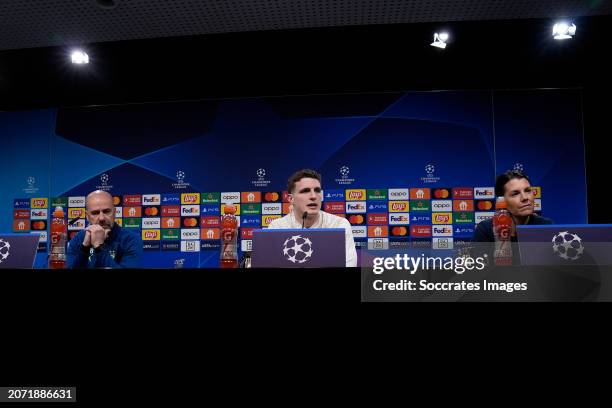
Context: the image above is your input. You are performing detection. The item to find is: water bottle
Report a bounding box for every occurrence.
[49,206,67,269]
[493,197,513,266]
[220,204,238,268]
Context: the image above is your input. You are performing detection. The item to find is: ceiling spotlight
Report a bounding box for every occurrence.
[71,50,89,64]
[431,32,449,49]
[553,22,576,40]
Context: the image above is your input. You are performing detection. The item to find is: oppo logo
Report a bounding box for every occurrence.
[69,197,85,206]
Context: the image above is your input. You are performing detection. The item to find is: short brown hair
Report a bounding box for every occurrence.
[287,169,322,193]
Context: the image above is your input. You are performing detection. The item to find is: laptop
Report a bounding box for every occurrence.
[516,224,612,265]
[0,233,41,269]
[251,228,346,268]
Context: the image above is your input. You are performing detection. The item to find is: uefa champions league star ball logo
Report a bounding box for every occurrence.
[513,163,524,172]
[282,235,314,264]
[23,176,39,194]
[100,173,109,184]
[421,163,440,184]
[335,165,355,185]
[257,168,266,178]
[176,170,185,183]
[96,173,113,191]
[340,166,350,177]
[252,168,271,187]
[27,176,35,187]
[552,231,584,261]
[0,239,11,264]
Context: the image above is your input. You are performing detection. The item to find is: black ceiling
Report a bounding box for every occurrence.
[2,0,612,51]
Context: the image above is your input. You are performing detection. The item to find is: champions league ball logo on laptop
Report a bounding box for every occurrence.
[172,170,190,189]
[283,235,314,264]
[420,164,440,184]
[552,231,584,261]
[335,165,355,185]
[252,168,271,188]
[513,163,524,172]
[22,176,39,194]
[96,173,114,191]
[0,239,11,264]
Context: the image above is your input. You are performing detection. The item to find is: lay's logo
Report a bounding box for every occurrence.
[389,201,409,212]
[262,215,281,227]
[432,212,452,224]
[142,230,161,241]
[31,198,48,209]
[345,189,366,201]
[181,193,200,204]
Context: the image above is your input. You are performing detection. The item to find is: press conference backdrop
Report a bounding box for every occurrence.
[0,89,587,268]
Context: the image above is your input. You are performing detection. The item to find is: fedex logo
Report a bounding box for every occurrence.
[432,200,452,212]
[367,214,388,225]
[68,196,86,207]
[345,201,366,213]
[221,192,240,204]
[367,203,388,212]
[452,188,473,199]
[388,189,409,200]
[474,187,495,199]
[389,213,410,225]
[351,226,367,238]
[161,206,181,216]
[142,194,161,205]
[410,225,432,237]
[432,212,452,225]
[475,212,495,224]
[123,195,142,206]
[389,201,409,212]
[142,230,161,241]
[345,189,366,201]
[14,199,30,209]
[432,226,453,237]
[31,198,48,209]
[161,194,181,204]
[181,205,200,216]
[181,193,200,205]
[324,190,345,200]
[30,209,48,220]
[324,202,344,214]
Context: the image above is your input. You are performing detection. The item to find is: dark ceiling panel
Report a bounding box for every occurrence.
[1,0,611,51]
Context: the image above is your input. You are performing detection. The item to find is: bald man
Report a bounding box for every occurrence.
[67,190,142,268]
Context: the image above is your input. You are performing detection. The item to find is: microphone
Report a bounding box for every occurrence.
[302,211,308,229]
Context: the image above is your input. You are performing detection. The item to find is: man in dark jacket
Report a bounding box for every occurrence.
[67,190,142,268]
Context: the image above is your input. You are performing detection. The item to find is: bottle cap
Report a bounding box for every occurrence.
[53,205,65,217]
[495,197,507,209]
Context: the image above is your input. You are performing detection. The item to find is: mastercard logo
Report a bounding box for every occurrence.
[144,207,159,216]
[434,189,450,199]
[391,227,408,236]
[32,221,46,230]
[348,215,365,224]
[477,201,493,210]
[265,192,280,202]
[183,217,198,227]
